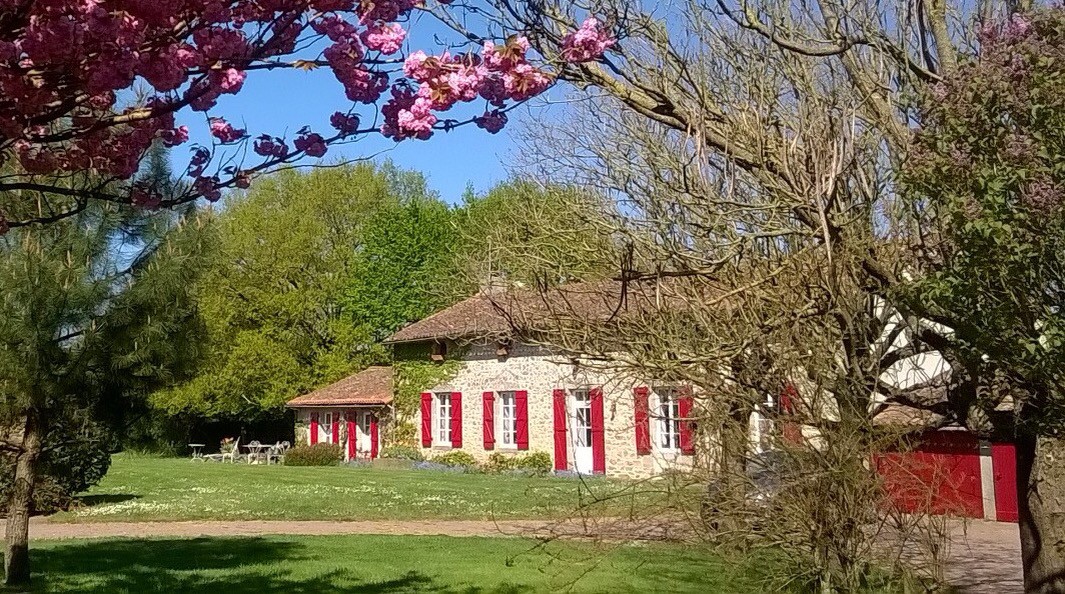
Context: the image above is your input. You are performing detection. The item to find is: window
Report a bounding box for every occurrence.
[435,393,452,444]
[572,389,592,448]
[323,412,333,441]
[498,391,517,447]
[656,388,681,450]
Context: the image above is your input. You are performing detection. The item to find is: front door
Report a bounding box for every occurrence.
[357,411,372,455]
[571,390,594,474]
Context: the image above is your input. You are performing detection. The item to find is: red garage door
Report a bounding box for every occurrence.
[875,430,984,519]
[992,442,1019,522]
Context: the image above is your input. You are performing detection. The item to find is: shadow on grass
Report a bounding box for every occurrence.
[27,537,533,594]
[72,494,140,507]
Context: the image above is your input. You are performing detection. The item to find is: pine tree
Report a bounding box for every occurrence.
[0,200,208,584]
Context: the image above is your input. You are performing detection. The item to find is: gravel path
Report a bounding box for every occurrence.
[946,520,1023,593]
[30,517,1023,592]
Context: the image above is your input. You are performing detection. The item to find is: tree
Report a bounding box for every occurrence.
[0,202,206,585]
[452,180,616,288]
[344,186,460,342]
[0,1,608,230]
[429,0,1063,588]
[153,162,464,423]
[903,11,1065,588]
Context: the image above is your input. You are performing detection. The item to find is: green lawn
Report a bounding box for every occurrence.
[27,534,760,593]
[48,455,647,523]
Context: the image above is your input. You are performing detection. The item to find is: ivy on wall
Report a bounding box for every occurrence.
[391,342,465,445]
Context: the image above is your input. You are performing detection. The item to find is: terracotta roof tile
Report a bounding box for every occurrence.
[286,366,393,407]
[383,280,678,344]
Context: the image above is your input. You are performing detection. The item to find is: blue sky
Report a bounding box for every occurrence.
[175,19,561,205]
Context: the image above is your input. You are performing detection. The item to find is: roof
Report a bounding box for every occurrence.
[286,366,393,407]
[382,280,678,344]
[383,292,514,344]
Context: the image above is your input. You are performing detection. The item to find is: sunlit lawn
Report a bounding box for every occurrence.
[25,534,760,593]
[47,454,649,523]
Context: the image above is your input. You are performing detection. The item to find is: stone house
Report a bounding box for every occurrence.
[287,365,392,460]
[380,290,700,478]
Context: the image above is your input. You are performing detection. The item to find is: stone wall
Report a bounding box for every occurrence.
[413,341,697,479]
[291,407,384,458]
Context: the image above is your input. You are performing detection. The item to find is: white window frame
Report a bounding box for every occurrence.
[571,388,592,448]
[655,388,681,452]
[323,412,333,442]
[435,392,452,446]
[497,391,517,448]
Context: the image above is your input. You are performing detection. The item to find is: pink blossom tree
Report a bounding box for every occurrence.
[0,2,615,587]
[0,1,612,233]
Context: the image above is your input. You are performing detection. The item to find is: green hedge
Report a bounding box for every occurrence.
[283,443,342,466]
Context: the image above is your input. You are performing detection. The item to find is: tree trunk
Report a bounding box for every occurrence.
[1016,432,1065,593]
[5,411,41,587]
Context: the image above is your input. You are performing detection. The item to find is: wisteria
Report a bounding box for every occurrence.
[0,1,617,227]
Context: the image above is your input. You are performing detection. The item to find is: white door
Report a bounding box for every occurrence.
[571,390,593,474]
[357,411,372,455]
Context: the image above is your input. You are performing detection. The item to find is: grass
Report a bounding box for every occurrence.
[25,534,762,593]
[48,454,646,523]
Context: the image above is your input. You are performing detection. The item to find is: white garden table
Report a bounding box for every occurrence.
[188,443,205,461]
[244,443,271,464]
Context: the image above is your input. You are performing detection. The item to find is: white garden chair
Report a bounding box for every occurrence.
[222,437,241,463]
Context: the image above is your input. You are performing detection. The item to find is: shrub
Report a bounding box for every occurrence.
[483,452,516,474]
[482,451,552,476]
[431,450,478,469]
[513,451,552,476]
[283,443,342,466]
[1,414,113,514]
[380,444,424,461]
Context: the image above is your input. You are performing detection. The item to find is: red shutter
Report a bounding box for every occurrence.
[590,387,606,474]
[420,392,432,447]
[309,412,319,445]
[780,383,798,415]
[331,415,340,444]
[634,386,651,455]
[515,390,529,450]
[679,388,695,455]
[552,389,567,471]
[450,391,463,448]
[483,391,495,450]
[370,414,379,459]
[346,413,356,460]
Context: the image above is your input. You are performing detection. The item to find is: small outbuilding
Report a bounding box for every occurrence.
[286,365,393,460]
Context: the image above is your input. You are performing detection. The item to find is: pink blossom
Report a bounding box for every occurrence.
[188,147,211,178]
[312,15,359,42]
[502,63,552,101]
[381,85,436,141]
[210,118,246,143]
[253,135,289,158]
[561,18,615,63]
[211,68,247,94]
[361,23,406,54]
[131,186,162,209]
[161,125,190,147]
[482,37,531,71]
[194,175,222,202]
[474,109,507,133]
[294,131,328,157]
[234,171,251,189]
[330,111,360,135]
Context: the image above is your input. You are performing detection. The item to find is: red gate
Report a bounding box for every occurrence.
[875,430,984,519]
[991,442,1019,522]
